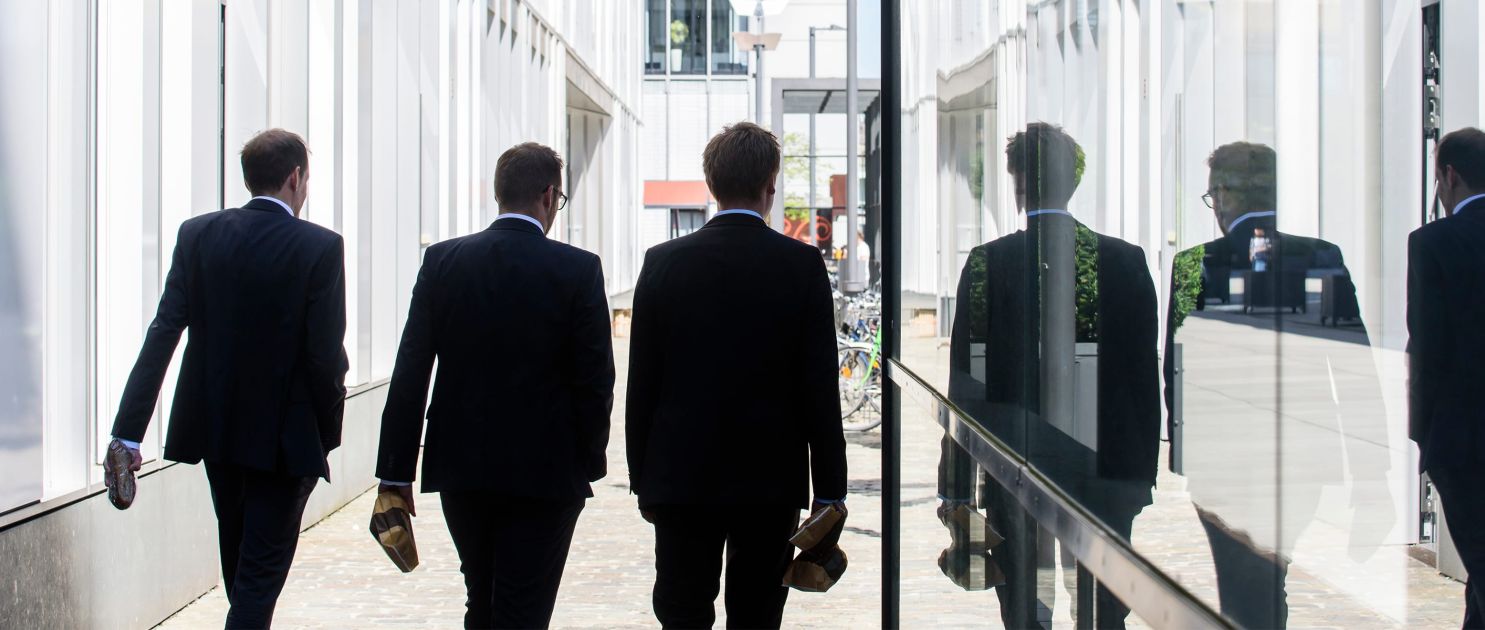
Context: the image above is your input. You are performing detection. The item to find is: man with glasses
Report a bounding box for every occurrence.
[376,142,614,629]
[1408,127,1485,629]
[1164,142,1390,629]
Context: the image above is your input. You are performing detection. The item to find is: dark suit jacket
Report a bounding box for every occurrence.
[943,215,1161,513]
[375,217,614,499]
[626,212,847,509]
[1408,197,1485,473]
[1162,216,1357,472]
[110,197,349,480]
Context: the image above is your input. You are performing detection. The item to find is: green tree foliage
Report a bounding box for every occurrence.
[1170,245,1205,332]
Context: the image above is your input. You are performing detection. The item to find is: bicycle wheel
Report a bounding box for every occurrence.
[838,347,868,419]
[839,347,882,431]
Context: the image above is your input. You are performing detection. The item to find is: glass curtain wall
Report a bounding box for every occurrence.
[645,0,747,76]
[889,0,1462,627]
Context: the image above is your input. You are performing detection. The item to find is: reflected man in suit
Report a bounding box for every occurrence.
[376,143,615,629]
[939,122,1161,629]
[107,129,348,629]
[1164,142,1391,629]
[626,122,848,629]
[1408,127,1485,629]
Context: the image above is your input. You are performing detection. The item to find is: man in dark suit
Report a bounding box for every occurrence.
[376,142,614,629]
[1163,142,1390,629]
[938,123,1160,629]
[626,122,848,629]
[107,128,348,629]
[1409,127,1485,629]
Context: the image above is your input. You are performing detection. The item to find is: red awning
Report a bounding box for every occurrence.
[644,180,710,208]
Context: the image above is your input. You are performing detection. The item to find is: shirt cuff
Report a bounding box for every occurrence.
[379,480,412,487]
[813,497,845,504]
[114,438,141,451]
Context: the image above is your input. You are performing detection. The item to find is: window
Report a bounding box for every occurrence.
[670,208,706,238]
[710,0,748,75]
[645,0,666,74]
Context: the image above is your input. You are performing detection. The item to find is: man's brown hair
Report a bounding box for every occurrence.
[702,122,781,205]
[495,142,564,210]
[240,129,308,196]
[1208,142,1277,213]
[1437,127,1485,190]
[1005,122,1080,208]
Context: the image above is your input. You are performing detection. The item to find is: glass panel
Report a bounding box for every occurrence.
[645,0,666,74]
[709,0,747,75]
[668,0,707,75]
[896,371,1150,628]
[891,0,1462,626]
[0,0,49,512]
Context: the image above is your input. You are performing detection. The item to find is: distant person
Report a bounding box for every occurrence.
[938,122,1160,629]
[626,122,847,629]
[376,143,614,629]
[1408,127,1485,629]
[106,129,348,629]
[1164,141,1390,629]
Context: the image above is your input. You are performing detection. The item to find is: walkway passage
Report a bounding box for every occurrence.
[158,338,886,628]
[158,334,1465,628]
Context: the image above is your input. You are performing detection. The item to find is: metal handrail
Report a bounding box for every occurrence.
[885,359,1233,630]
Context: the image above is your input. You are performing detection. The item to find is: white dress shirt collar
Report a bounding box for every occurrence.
[250,195,295,216]
[1228,210,1277,233]
[1453,193,1485,217]
[714,208,765,221]
[496,212,546,234]
[1026,209,1072,219]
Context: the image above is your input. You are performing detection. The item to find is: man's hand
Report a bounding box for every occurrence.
[103,439,142,510]
[379,483,416,517]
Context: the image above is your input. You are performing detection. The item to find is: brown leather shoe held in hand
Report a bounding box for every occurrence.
[370,488,420,572]
[784,502,848,592]
[103,439,140,510]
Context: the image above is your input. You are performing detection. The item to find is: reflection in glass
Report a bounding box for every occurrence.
[939,123,1160,629]
[709,0,747,75]
[1164,142,1393,629]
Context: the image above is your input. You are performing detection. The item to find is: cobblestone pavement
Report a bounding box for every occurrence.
[160,335,1465,629]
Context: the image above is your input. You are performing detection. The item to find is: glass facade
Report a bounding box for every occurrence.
[0,0,645,518]
[885,0,1473,627]
[645,0,748,76]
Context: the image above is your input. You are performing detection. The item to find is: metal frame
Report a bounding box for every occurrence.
[885,361,1232,630]
[880,1,901,624]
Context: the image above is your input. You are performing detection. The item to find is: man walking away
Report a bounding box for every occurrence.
[376,142,615,629]
[626,121,848,629]
[107,128,348,629]
[1408,127,1485,629]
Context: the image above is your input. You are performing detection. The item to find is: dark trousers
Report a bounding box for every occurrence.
[1197,507,1290,630]
[440,492,584,629]
[649,505,799,629]
[981,478,1141,630]
[1429,465,1485,629]
[204,461,317,630]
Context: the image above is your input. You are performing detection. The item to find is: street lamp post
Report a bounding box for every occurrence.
[754,2,765,123]
[844,0,861,292]
[731,4,781,124]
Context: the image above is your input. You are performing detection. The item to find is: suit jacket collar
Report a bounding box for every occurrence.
[487,215,546,236]
[242,197,295,216]
[703,212,768,229]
